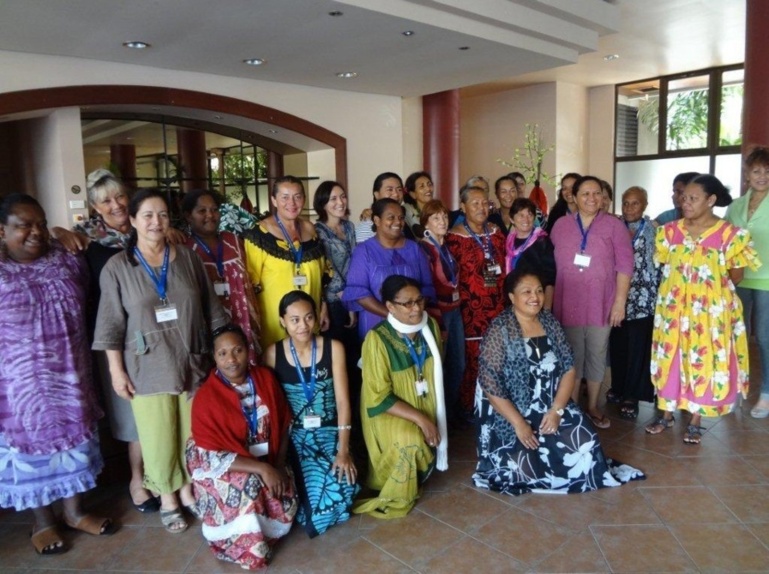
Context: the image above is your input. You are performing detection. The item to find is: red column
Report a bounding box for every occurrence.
[176,128,208,193]
[267,150,284,189]
[743,0,769,151]
[423,90,460,209]
[109,144,136,188]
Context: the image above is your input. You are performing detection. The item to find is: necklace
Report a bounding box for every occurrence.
[748,192,766,220]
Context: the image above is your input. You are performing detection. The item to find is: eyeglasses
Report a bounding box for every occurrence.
[392,297,425,309]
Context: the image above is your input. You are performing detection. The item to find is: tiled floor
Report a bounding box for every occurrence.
[2,377,769,573]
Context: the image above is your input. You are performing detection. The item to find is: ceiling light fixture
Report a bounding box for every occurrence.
[213,115,222,120]
[336,72,358,79]
[243,58,266,66]
[268,129,279,134]
[402,31,415,37]
[123,41,150,49]
[604,54,620,61]
[328,11,343,17]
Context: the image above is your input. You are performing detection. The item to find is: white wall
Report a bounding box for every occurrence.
[554,82,588,181]
[0,50,405,218]
[460,83,558,201]
[401,96,424,181]
[587,85,615,183]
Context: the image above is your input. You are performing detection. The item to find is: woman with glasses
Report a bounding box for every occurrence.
[353,275,447,519]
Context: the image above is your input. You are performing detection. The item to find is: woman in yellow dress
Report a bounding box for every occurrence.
[353,275,447,519]
[243,176,329,349]
[645,174,760,444]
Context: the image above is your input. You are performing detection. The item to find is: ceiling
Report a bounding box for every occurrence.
[0,0,744,100]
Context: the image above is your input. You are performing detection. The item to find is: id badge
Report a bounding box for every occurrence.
[574,252,591,270]
[248,442,269,458]
[154,303,178,323]
[293,274,308,287]
[303,414,321,429]
[415,379,428,396]
[486,262,502,276]
[451,290,460,302]
[214,281,230,297]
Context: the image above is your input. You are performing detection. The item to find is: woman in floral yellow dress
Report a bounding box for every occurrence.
[645,175,760,444]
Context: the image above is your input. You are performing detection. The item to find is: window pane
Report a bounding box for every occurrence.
[666,75,709,151]
[720,69,743,147]
[616,80,660,157]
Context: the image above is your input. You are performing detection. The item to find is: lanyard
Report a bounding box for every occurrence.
[576,213,593,252]
[289,337,317,406]
[134,245,170,303]
[275,214,304,268]
[191,234,224,278]
[402,333,427,380]
[463,222,493,260]
[509,230,539,270]
[218,370,258,439]
[625,218,646,246]
[427,235,457,285]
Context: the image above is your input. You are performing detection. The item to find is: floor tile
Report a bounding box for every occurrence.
[103,523,202,571]
[710,485,769,523]
[419,535,526,573]
[299,538,415,573]
[687,455,767,486]
[592,524,698,572]
[529,528,611,573]
[709,430,769,456]
[742,455,769,482]
[639,485,739,524]
[417,484,511,532]
[669,522,769,572]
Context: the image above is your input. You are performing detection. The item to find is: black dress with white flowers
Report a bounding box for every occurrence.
[472,311,644,495]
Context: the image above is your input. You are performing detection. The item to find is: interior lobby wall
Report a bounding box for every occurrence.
[587,85,616,190]
[554,81,589,185]
[401,96,424,183]
[0,50,404,218]
[459,83,558,201]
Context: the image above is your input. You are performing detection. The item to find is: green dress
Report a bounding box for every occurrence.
[353,318,441,519]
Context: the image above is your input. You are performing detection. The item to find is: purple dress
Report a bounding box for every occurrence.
[342,237,436,339]
[0,244,103,510]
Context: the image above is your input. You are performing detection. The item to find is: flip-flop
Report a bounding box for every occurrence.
[160,508,188,534]
[64,514,117,536]
[30,525,67,555]
[587,412,611,429]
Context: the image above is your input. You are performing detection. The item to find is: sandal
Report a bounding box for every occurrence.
[587,411,611,429]
[684,424,703,444]
[160,508,188,534]
[30,525,67,555]
[606,390,622,404]
[64,514,117,536]
[645,415,675,434]
[619,401,639,420]
[130,484,160,513]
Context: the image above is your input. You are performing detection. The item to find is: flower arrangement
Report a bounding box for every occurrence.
[497,123,557,187]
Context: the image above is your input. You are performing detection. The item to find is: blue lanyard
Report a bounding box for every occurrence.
[192,234,224,278]
[402,333,427,379]
[275,214,304,267]
[576,213,593,252]
[134,245,170,303]
[289,337,317,406]
[218,370,258,439]
[427,235,457,285]
[463,222,493,260]
[510,230,538,270]
[625,218,646,246]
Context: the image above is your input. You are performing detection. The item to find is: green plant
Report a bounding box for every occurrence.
[497,123,557,187]
[211,148,267,202]
[666,89,708,150]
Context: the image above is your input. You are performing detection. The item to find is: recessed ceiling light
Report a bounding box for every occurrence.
[459,46,470,51]
[336,72,358,79]
[604,54,620,61]
[402,31,415,37]
[123,41,150,49]
[268,129,278,134]
[243,58,266,66]
[328,11,343,16]
[214,115,222,120]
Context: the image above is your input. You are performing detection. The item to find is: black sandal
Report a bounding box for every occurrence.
[619,401,639,420]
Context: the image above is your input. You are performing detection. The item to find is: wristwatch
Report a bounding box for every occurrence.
[554,407,564,417]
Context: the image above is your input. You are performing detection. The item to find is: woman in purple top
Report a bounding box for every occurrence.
[550,176,634,429]
[343,198,436,340]
[0,194,114,556]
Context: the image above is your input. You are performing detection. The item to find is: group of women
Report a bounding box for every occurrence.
[1,151,765,568]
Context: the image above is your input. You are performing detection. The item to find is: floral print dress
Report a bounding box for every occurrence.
[651,220,760,416]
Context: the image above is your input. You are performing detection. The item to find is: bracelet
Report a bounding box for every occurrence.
[337,425,352,430]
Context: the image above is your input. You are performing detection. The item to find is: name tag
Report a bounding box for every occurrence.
[415,379,429,397]
[574,253,591,269]
[154,303,178,323]
[452,290,460,302]
[486,262,502,276]
[248,442,269,458]
[214,282,230,297]
[303,414,321,429]
[293,274,308,287]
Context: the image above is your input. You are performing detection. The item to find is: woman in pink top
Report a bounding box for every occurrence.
[550,176,634,429]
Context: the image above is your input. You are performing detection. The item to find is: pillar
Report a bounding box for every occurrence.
[176,128,208,193]
[109,144,136,188]
[423,89,460,209]
[743,0,769,152]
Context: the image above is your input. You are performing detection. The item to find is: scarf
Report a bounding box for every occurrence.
[505,226,547,274]
[386,312,448,471]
